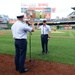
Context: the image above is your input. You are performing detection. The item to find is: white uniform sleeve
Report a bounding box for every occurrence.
[49,26,51,32]
[38,26,41,30]
[23,24,32,32]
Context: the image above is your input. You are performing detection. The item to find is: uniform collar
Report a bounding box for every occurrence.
[17,20,24,23]
[43,25,47,27]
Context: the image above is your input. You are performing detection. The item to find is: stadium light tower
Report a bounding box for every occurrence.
[67,7,75,20]
[71,7,75,10]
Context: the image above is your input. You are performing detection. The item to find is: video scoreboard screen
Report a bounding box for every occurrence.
[21,7,51,19]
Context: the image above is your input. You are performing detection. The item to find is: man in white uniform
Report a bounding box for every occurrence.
[11,13,34,73]
[38,20,51,55]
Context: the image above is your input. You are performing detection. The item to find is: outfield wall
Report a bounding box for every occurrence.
[0,24,8,29]
[56,25,75,30]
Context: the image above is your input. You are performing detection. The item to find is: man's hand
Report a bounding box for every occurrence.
[30,18,34,24]
[48,36,50,40]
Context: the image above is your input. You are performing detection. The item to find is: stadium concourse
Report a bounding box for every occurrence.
[0,54,75,75]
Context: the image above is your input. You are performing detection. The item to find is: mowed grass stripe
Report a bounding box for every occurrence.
[0,30,75,65]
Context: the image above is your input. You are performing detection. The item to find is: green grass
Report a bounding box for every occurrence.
[0,30,75,65]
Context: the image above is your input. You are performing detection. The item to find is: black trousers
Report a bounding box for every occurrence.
[14,39,27,72]
[41,34,48,53]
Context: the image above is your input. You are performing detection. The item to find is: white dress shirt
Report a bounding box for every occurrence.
[39,25,51,34]
[11,20,32,39]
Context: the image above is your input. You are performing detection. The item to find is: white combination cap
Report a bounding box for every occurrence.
[17,13,24,18]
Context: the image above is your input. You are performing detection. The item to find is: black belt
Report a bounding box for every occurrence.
[41,34,48,36]
[15,39,26,40]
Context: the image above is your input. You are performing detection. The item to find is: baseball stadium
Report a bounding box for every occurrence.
[0,3,75,75]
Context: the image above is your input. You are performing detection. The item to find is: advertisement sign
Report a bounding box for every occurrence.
[21,3,48,8]
[45,13,51,19]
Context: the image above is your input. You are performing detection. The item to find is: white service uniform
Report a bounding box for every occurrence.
[39,25,51,34]
[38,24,51,54]
[11,20,32,39]
[11,20,33,72]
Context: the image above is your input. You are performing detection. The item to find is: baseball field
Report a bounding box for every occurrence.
[0,29,75,75]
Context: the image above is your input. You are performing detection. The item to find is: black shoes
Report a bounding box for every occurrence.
[46,52,48,54]
[16,69,19,71]
[19,68,29,74]
[42,52,44,55]
[42,52,48,55]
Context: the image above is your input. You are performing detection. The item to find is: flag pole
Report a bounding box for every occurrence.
[29,17,33,62]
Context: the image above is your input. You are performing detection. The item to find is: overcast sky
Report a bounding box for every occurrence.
[0,0,75,19]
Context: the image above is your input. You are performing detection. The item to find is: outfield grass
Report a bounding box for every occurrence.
[0,30,75,65]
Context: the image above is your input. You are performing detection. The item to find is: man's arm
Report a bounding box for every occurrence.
[26,14,35,32]
[37,22,41,30]
[30,18,35,32]
[48,31,51,38]
[31,22,35,32]
[48,26,51,39]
